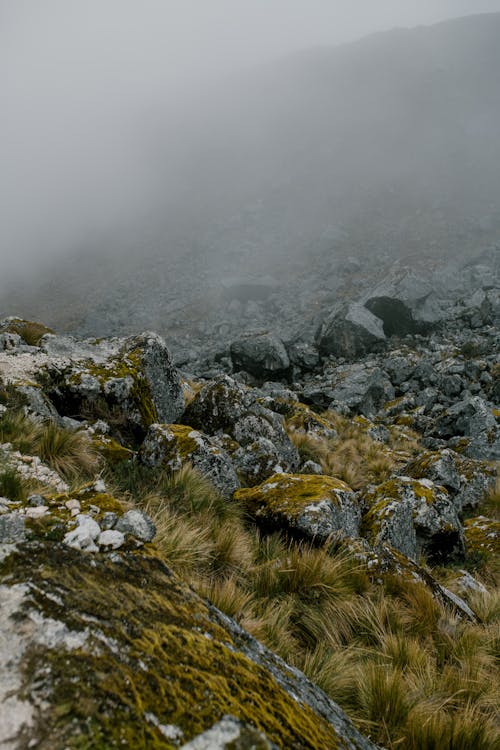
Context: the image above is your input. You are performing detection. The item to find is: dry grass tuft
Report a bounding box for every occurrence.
[37,423,98,479]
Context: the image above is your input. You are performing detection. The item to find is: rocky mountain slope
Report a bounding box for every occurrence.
[0,248,498,748]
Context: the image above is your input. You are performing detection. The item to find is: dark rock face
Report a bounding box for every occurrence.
[364,296,421,336]
[0,542,380,750]
[230,332,290,380]
[316,304,386,359]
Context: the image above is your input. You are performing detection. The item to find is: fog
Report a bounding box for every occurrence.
[1,1,500,307]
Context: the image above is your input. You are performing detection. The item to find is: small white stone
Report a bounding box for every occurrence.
[25,506,48,519]
[93,479,106,493]
[98,530,125,550]
[65,498,80,511]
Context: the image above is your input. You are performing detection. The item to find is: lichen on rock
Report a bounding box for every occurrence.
[234,473,360,543]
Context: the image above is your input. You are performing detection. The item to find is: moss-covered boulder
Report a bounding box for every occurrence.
[404,449,497,514]
[234,473,360,543]
[0,542,380,750]
[139,423,240,499]
[40,332,183,444]
[184,377,299,473]
[362,477,465,563]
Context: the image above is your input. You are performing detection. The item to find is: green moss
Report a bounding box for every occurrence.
[285,403,336,436]
[464,516,500,556]
[234,473,351,522]
[2,543,340,749]
[93,436,135,465]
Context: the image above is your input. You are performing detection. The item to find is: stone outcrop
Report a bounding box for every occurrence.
[235,473,360,543]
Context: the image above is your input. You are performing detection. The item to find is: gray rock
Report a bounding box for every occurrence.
[139,423,240,499]
[0,514,26,544]
[184,376,299,473]
[230,331,290,380]
[41,331,183,443]
[327,365,395,417]
[316,303,386,359]
[98,529,125,550]
[0,333,22,351]
[432,395,500,460]
[100,512,119,530]
[235,474,360,544]
[231,437,283,486]
[116,509,156,542]
[404,449,496,515]
[287,341,320,371]
[63,515,101,552]
[363,477,465,563]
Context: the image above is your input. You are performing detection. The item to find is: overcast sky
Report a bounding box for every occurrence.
[2,0,500,282]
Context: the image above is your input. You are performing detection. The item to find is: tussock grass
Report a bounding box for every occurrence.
[71,411,500,749]
[0,468,30,502]
[37,423,98,479]
[0,410,42,454]
[0,409,98,480]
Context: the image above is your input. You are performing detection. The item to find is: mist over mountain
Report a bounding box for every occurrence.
[2,12,500,341]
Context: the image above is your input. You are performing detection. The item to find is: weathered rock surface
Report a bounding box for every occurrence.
[316,304,386,359]
[230,332,290,380]
[184,376,300,473]
[0,327,184,445]
[0,542,380,750]
[235,473,360,543]
[362,477,465,563]
[139,423,240,499]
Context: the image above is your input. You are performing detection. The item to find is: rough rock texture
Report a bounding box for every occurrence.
[431,395,500,460]
[316,304,386,359]
[230,332,290,380]
[0,542,380,750]
[184,377,299,473]
[235,473,360,543]
[362,477,465,563]
[139,423,240,498]
[2,331,185,444]
[404,449,497,514]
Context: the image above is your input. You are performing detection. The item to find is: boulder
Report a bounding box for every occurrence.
[0,542,380,750]
[230,332,290,380]
[362,477,465,563]
[184,377,299,473]
[361,270,443,332]
[431,395,500,460]
[316,304,386,360]
[323,365,395,417]
[234,473,360,543]
[404,449,497,514]
[139,423,240,499]
[41,332,184,444]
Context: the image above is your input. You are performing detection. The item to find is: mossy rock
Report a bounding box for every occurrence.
[285,402,337,439]
[139,423,240,499]
[234,473,360,543]
[0,542,379,749]
[362,477,465,563]
[41,333,183,446]
[93,436,135,465]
